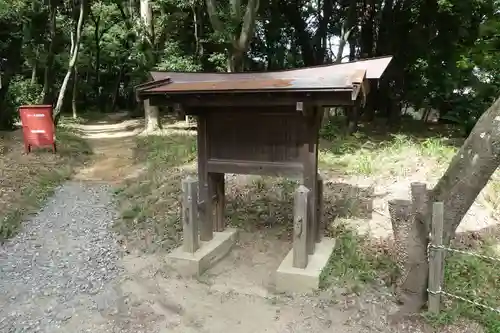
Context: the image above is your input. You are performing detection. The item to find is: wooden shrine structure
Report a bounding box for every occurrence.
[136,56,392,272]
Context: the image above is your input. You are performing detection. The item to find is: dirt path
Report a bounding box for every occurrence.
[72,118,144,183]
[0,118,481,333]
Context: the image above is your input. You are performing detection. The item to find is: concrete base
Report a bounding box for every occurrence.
[275,237,336,294]
[167,228,238,277]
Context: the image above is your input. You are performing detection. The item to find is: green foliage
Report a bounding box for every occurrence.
[7,75,42,107]
[155,43,201,72]
[1,76,42,128]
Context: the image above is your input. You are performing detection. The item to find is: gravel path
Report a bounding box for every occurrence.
[0,182,124,333]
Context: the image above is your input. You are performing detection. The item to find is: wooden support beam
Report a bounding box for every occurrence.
[207,159,303,178]
[315,173,324,242]
[146,92,354,109]
[197,114,213,241]
[211,173,225,232]
[300,106,320,255]
[293,185,309,269]
[182,177,199,253]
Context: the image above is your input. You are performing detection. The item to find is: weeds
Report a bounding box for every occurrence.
[320,221,396,292]
[319,131,457,177]
[426,242,500,333]
[114,132,197,252]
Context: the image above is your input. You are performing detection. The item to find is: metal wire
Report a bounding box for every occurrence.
[427,244,500,314]
[427,288,500,314]
[429,244,500,263]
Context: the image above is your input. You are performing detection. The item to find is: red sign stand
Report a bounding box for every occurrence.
[18,105,56,154]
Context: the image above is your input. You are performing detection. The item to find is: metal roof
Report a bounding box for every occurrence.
[139,56,392,95]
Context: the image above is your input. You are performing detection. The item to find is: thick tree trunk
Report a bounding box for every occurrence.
[140,0,155,65]
[389,183,430,315]
[144,99,161,132]
[392,96,500,316]
[433,96,500,242]
[227,49,244,72]
[53,0,86,123]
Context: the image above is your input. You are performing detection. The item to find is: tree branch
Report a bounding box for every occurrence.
[205,0,224,34]
[230,0,242,22]
[237,0,259,50]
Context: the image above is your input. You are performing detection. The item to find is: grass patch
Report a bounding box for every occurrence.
[0,126,91,240]
[320,221,397,292]
[319,131,457,177]
[426,242,500,333]
[114,132,197,252]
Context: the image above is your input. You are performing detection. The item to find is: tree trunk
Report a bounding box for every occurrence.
[42,4,57,104]
[144,99,161,132]
[335,20,354,64]
[227,49,244,72]
[394,96,500,315]
[0,37,23,130]
[280,0,315,66]
[94,17,101,109]
[111,65,125,112]
[206,0,260,72]
[53,0,86,123]
[346,105,360,135]
[31,60,37,85]
[140,0,155,65]
[139,0,161,131]
[389,183,430,315]
[433,96,500,243]
[72,66,78,119]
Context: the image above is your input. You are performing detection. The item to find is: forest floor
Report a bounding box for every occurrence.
[0,114,498,332]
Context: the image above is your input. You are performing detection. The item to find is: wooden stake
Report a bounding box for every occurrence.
[428,201,444,314]
[182,177,199,253]
[293,185,309,269]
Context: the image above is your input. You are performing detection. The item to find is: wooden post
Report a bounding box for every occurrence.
[315,173,324,242]
[428,201,444,314]
[300,106,319,255]
[293,185,309,269]
[388,198,412,303]
[411,182,430,229]
[210,173,225,231]
[197,115,213,241]
[182,177,199,253]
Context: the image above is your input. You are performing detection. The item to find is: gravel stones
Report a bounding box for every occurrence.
[0,182,124,333]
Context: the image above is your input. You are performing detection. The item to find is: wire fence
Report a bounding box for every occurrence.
[427,201,500,315]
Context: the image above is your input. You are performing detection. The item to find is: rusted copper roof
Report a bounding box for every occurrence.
[139,56,392,95]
